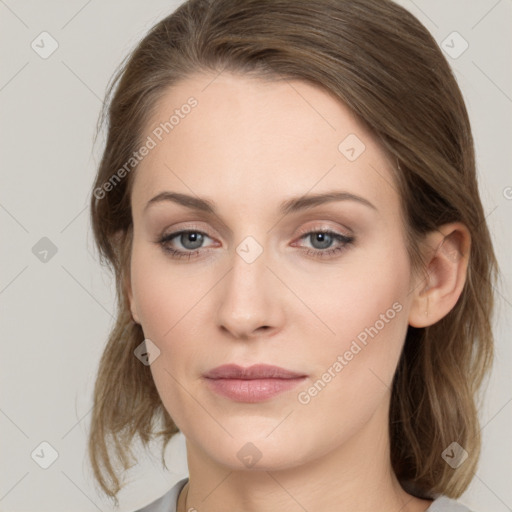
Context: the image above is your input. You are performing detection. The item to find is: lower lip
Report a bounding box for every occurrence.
[204,377,306,403]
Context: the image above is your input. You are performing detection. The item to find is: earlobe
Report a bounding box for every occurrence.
[408,223,471,328]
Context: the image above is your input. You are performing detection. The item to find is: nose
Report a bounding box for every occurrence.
[216,241,284,340]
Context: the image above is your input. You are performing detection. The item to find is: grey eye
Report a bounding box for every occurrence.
[308,232,334,250]
[178,232,205,250]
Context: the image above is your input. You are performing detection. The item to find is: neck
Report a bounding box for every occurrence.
[180,398,433,512]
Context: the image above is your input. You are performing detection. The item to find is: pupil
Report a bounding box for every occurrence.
[313,232,331,249]
[182,232,203,249]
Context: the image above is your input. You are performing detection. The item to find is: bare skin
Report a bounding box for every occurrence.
[126,71,470,512]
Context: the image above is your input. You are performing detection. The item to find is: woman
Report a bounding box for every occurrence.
[88,1,498,511]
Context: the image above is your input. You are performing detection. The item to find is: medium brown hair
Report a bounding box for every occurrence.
[88,0,498,505]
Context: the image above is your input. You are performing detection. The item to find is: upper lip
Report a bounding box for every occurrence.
[203,364,307,380]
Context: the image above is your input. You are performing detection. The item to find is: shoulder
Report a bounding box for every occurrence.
[134,477,189,512]
[427,495,476,512]
[133,481,476,512]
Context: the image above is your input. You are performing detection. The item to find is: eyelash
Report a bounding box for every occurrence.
[156,228,355,261]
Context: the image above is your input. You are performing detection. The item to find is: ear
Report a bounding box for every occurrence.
[408,222,471,328]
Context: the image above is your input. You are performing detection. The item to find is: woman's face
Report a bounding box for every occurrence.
[128,71,420,471]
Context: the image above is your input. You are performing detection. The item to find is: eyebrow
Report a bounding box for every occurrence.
[144,190,378,215]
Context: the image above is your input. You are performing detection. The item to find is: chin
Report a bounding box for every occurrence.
[194,431,312,472]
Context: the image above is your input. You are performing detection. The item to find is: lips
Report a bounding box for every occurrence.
[203,364,308,403]
[203,364,306,380]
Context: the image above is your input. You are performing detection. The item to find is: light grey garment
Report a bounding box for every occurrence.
[134,477,475,512]
[135,477,188,512]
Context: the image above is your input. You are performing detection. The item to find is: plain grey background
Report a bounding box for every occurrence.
[1,1,511,511]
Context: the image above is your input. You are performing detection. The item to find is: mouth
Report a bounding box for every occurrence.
[203,364,308,403]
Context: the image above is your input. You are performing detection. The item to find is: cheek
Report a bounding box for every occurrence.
[292,267,410,451]
[299,233,410,348]
[130,243,209,428]
[300,232,411,397]
[130,240,208,340]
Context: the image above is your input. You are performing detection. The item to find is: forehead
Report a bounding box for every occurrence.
[131,71,399,220]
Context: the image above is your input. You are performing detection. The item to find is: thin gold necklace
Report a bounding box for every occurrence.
[177,481,189,512]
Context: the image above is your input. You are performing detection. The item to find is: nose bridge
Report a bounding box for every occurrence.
[216,233,280,336]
